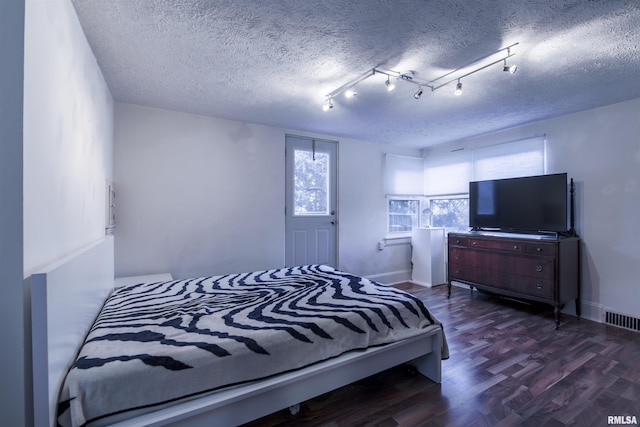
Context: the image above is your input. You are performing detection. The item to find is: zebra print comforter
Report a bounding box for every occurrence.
[57,264,447,427]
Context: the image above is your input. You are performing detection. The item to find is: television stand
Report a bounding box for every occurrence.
[447,232,580,329]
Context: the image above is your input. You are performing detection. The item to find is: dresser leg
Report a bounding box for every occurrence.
[554,305,560,329]
[447,281,451,298]
[575,298,581,318]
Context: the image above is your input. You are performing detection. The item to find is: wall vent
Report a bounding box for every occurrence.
[604,310,640,332]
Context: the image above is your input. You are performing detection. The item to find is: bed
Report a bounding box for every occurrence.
[31,236,447,427]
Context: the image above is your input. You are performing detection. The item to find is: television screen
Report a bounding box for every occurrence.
[469,173,568,233]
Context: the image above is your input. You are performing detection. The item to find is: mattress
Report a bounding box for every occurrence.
[57,264,447,426]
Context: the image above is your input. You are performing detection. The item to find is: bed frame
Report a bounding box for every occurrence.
[30,236,443,427]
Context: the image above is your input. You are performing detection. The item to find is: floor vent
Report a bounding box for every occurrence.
[604,311,640,332]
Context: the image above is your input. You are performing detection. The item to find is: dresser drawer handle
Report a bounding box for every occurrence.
[455,268,461,274]
[455,254,460,259]
[536,282,543,290]
[456,239,461,244]
[472,241,477,246]
[536,265,543,272]
[536,247,542,252]
[513,245,519,250]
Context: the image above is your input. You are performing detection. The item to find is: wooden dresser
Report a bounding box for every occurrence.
[447,232,580,328]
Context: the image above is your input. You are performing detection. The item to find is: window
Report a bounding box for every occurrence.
[423,136,546,233]
[384,137,545,235]
[384,154,425,235]
[388,199,421,234]
[428,196,469,233]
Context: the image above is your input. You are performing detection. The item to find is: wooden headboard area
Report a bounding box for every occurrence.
[30,236,114,427]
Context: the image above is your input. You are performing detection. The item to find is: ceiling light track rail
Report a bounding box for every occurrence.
[427,42,519,87]
[323,42,519,110]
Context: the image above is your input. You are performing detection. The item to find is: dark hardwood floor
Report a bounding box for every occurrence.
[242,283,640,426]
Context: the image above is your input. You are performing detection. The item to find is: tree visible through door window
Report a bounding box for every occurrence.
[294,150,329,215]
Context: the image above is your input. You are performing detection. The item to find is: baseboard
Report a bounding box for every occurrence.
[552,302,639,330]
[367,269,412,285]
[409,280,447,288]
[575,301,602,323]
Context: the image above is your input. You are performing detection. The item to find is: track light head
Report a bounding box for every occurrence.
[344,89,357,98]
[414,87,423,99]
[385,76,395,91]
[455,81,463,96]
[503,59,518,74]
[322,98,333,111]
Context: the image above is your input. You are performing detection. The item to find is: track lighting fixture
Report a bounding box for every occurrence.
[455,80,463,96]
[385,76,395,91]
[322,42,518,110]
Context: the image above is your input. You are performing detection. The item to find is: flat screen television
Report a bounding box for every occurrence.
[469,173,568,234]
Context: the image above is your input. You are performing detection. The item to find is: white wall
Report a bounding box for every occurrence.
[337,136,421,282]
[114,103,421,281]
[114,104,286,279]
[23,0,114,276]
[424,97,640,320]
[18,1,114,424]
[0,1,26,425]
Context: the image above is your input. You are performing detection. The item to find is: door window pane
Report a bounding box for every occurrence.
[294,150,329,215]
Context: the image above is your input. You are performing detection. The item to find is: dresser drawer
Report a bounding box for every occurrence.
[449,247,468,264]
[448,235,468,247]
[514,257,554,279]
[448,263,479,283]
[450,248,520,271]
[509,276,554,299]
[468,238,524,253]
[524,242,557,257]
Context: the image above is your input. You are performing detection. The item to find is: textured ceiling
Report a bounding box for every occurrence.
[71,0,640,148]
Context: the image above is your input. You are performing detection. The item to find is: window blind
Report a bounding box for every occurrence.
[423,149,472,196]
[384,154,424,196]
[424,136,546,196]
[472,136,545,181]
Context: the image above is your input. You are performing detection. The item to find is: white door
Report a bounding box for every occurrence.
[285,135,337,267]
